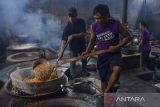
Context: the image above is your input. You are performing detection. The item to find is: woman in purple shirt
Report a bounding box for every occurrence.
[139,21,151,69]
[83,4,131,94]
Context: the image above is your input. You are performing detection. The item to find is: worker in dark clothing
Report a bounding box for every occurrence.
[82,4,131,94]
[58,8,88,79]
[139,21,151,69]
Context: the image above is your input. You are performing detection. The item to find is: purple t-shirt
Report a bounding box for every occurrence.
[91,19,120,57]
[139,28,151,53]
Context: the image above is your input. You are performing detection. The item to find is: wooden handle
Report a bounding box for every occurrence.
[52,49,110,67]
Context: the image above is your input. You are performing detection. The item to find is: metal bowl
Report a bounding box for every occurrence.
[10,67,66,94]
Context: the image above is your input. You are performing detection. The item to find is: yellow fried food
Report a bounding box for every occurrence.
[23,77,43,83]
[33,62,52,81]
[23,72,58,83]
[23,62,58,83]
[49,71,58,80]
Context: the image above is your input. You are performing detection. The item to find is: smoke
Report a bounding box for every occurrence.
[127,0,144,29]
[0,0,62,50]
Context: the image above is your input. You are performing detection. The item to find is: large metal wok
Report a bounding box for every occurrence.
[10,67,66,94]
[9,67,93,95]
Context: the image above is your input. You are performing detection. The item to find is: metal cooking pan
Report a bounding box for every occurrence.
[9,68,94,95]
[10,67,100,95]
[10,67,66,94]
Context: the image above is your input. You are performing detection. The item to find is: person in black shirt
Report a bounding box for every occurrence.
[58,7,87,79]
